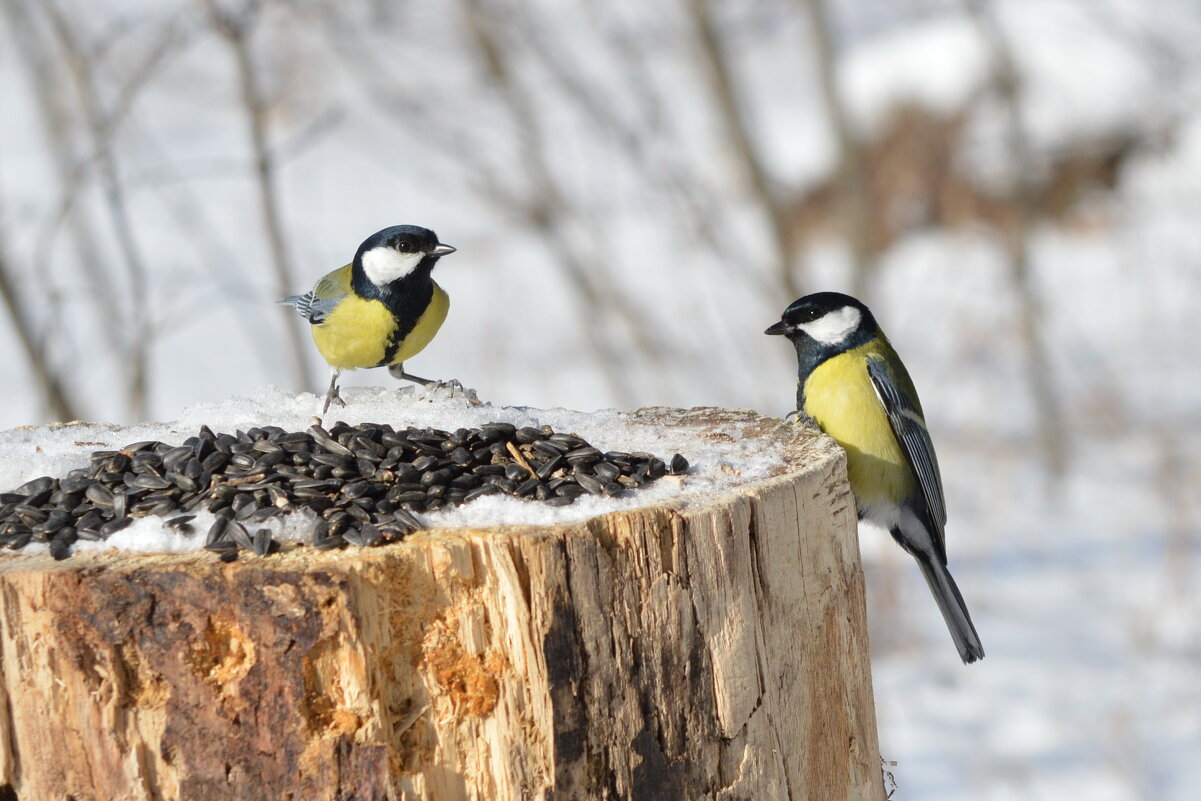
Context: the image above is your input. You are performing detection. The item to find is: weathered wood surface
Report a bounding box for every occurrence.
[0,408,883,801]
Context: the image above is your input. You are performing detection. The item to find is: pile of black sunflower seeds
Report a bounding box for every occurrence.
[0,422,689,562]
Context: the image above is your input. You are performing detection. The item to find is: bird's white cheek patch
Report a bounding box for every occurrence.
[362,248,424,285]
[799,306,862,346]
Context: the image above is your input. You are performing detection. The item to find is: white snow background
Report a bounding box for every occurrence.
[2,2,1201,799]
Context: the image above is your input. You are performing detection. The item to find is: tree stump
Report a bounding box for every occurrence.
[0,408,883,801]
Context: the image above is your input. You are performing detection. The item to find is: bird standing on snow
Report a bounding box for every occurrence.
[766,292,984,664]
[281,225,456,413]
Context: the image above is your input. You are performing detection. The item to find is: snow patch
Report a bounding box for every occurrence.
[1,386,788,554]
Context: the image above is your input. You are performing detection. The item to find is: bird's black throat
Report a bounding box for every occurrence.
[787,324,874,410]
[350,256,439,367]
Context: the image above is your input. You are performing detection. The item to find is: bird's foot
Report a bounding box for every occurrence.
[322,384,347,414]
[390,365,480,404]
[415,379,480,404]
[784,409,817,427]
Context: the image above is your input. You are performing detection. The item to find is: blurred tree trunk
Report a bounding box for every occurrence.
[685,0,801,299]
[204,0,315,396]
[800,0,876,301]
[42,0,161,420]
[456,0,671,407]
[969,0,1066,478]
[0,219,79,422]
[0,0,124,366]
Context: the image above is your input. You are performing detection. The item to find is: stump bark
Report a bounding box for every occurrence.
[0,408,883,801]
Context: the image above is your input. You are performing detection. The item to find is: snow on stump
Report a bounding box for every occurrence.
[0,405,882,801]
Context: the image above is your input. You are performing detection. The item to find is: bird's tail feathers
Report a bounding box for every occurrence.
[279,292,317,321]
[915,557,985,664]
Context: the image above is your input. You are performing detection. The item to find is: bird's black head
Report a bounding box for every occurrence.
[352,225,456,290]
[765,291,877,356]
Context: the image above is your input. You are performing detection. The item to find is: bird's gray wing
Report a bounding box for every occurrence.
[279,270,349,325]
[279,292,339,324]
[866,354,948,555]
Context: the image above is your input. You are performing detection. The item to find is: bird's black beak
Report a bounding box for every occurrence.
[431,244,456,257]
[764,320,790,336]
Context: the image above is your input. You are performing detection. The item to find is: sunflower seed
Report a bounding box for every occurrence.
[536,454,564,480]
[59,471,92,494]
[161,446,194,472]
[532,440,567,458]
[252,528,275,556]
[515,427,543,444]
[40,509,71,532]
[85,483,115,507]
[49,537,72,561]
[464,484,497,502]
[128,474,172,491]
[593,461,621,482]
[100,517,133,536]
[479,422,516,441]
[0,421,684,558]
[575,473,605,495]
[566,447,603,466]
[550,433,585,449]
[226,521,253,550]
[308,425,355,458]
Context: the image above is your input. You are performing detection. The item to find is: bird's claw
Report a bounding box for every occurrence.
[784,409,816,427]
[321,385,347,414]
[415,379,480,404]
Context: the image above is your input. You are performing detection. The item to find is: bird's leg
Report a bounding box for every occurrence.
[388,363,437,387]
[322,369,346,414]
[388,363,472,400]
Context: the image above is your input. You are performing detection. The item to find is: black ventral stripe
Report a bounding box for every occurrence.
[376,281,435,367]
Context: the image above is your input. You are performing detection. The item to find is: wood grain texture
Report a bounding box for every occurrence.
[0,408,883,801]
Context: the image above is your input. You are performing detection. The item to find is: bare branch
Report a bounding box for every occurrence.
[42,0,170,420]
[201,0,314,394]
[458,0,651,405]
[799,0,875,299]
[0,207,81,422]
[684,0,800,298]
[517,3,733,266]
[0,0,125,366]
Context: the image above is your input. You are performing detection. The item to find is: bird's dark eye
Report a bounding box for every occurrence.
[787,306,822,325]
[397,241,412,252]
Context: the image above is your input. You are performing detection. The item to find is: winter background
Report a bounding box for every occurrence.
[2,0,1200,798]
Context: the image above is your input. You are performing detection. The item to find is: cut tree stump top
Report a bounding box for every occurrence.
[0,407,883,801]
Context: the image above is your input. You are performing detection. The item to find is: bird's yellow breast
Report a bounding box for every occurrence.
[803,342,914,505]
[391,282,449,363]
[311,282,449,370]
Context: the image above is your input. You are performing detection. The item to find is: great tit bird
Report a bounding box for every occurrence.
[766,292,984,664]
[281,225,456,413]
